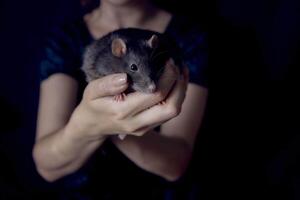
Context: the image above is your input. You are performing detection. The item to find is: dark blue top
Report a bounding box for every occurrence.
[39,15,208,200]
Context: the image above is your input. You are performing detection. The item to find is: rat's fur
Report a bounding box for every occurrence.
[81,28,182,93]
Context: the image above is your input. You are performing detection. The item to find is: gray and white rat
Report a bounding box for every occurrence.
[81,28,183,139]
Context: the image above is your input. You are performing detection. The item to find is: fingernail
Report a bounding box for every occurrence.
[113,73,127,85]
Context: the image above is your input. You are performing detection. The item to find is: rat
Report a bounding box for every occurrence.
[81,28,183,139]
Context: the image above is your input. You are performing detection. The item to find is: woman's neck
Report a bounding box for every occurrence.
[84,1,172,39]
[94,1,157,29]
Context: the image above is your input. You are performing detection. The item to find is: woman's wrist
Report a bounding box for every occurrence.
[65,104,108,144]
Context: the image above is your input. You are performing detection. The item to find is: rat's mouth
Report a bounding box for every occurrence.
[132,82,156,93]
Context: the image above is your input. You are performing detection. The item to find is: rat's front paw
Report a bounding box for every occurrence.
[158,100,166,105]
[113,93,127,101]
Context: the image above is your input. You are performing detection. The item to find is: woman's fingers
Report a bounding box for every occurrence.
[183,65,189,84]
[165,65,189,107]
[83,73,128,100]
[126,67,188,135]
[80,60,186,139]
[127,104,176,136]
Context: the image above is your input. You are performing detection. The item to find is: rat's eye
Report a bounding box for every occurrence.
[130,64,138,72]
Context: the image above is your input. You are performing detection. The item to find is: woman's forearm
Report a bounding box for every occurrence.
[33,121,105,182]
[111,130,192,181]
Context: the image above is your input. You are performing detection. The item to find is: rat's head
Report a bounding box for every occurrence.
[111,34,161,93]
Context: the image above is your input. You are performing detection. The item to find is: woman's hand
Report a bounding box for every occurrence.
[110,63,205,182]
[69,59,182,142]
[110,63,209,182]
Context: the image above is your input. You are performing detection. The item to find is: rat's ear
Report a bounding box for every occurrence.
[111,38,127,57]
[147,35,159,49]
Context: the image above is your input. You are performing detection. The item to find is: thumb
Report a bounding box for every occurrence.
[83,73,128,100]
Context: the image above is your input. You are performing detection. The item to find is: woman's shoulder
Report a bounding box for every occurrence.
[40,18,91,82]
[46,18,91,47]
[166,15,207,45]
[166,15,208,88]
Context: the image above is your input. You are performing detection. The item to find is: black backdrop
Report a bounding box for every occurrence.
[0,0,299,199]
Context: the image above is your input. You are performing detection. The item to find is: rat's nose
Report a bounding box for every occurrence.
[148,82,156,93]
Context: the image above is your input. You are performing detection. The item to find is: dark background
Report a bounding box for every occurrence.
[0,0,299,199]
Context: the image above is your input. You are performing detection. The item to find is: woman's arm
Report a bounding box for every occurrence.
[33,74,101,182]
[33,62,180,182]
[112,73,208,181]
